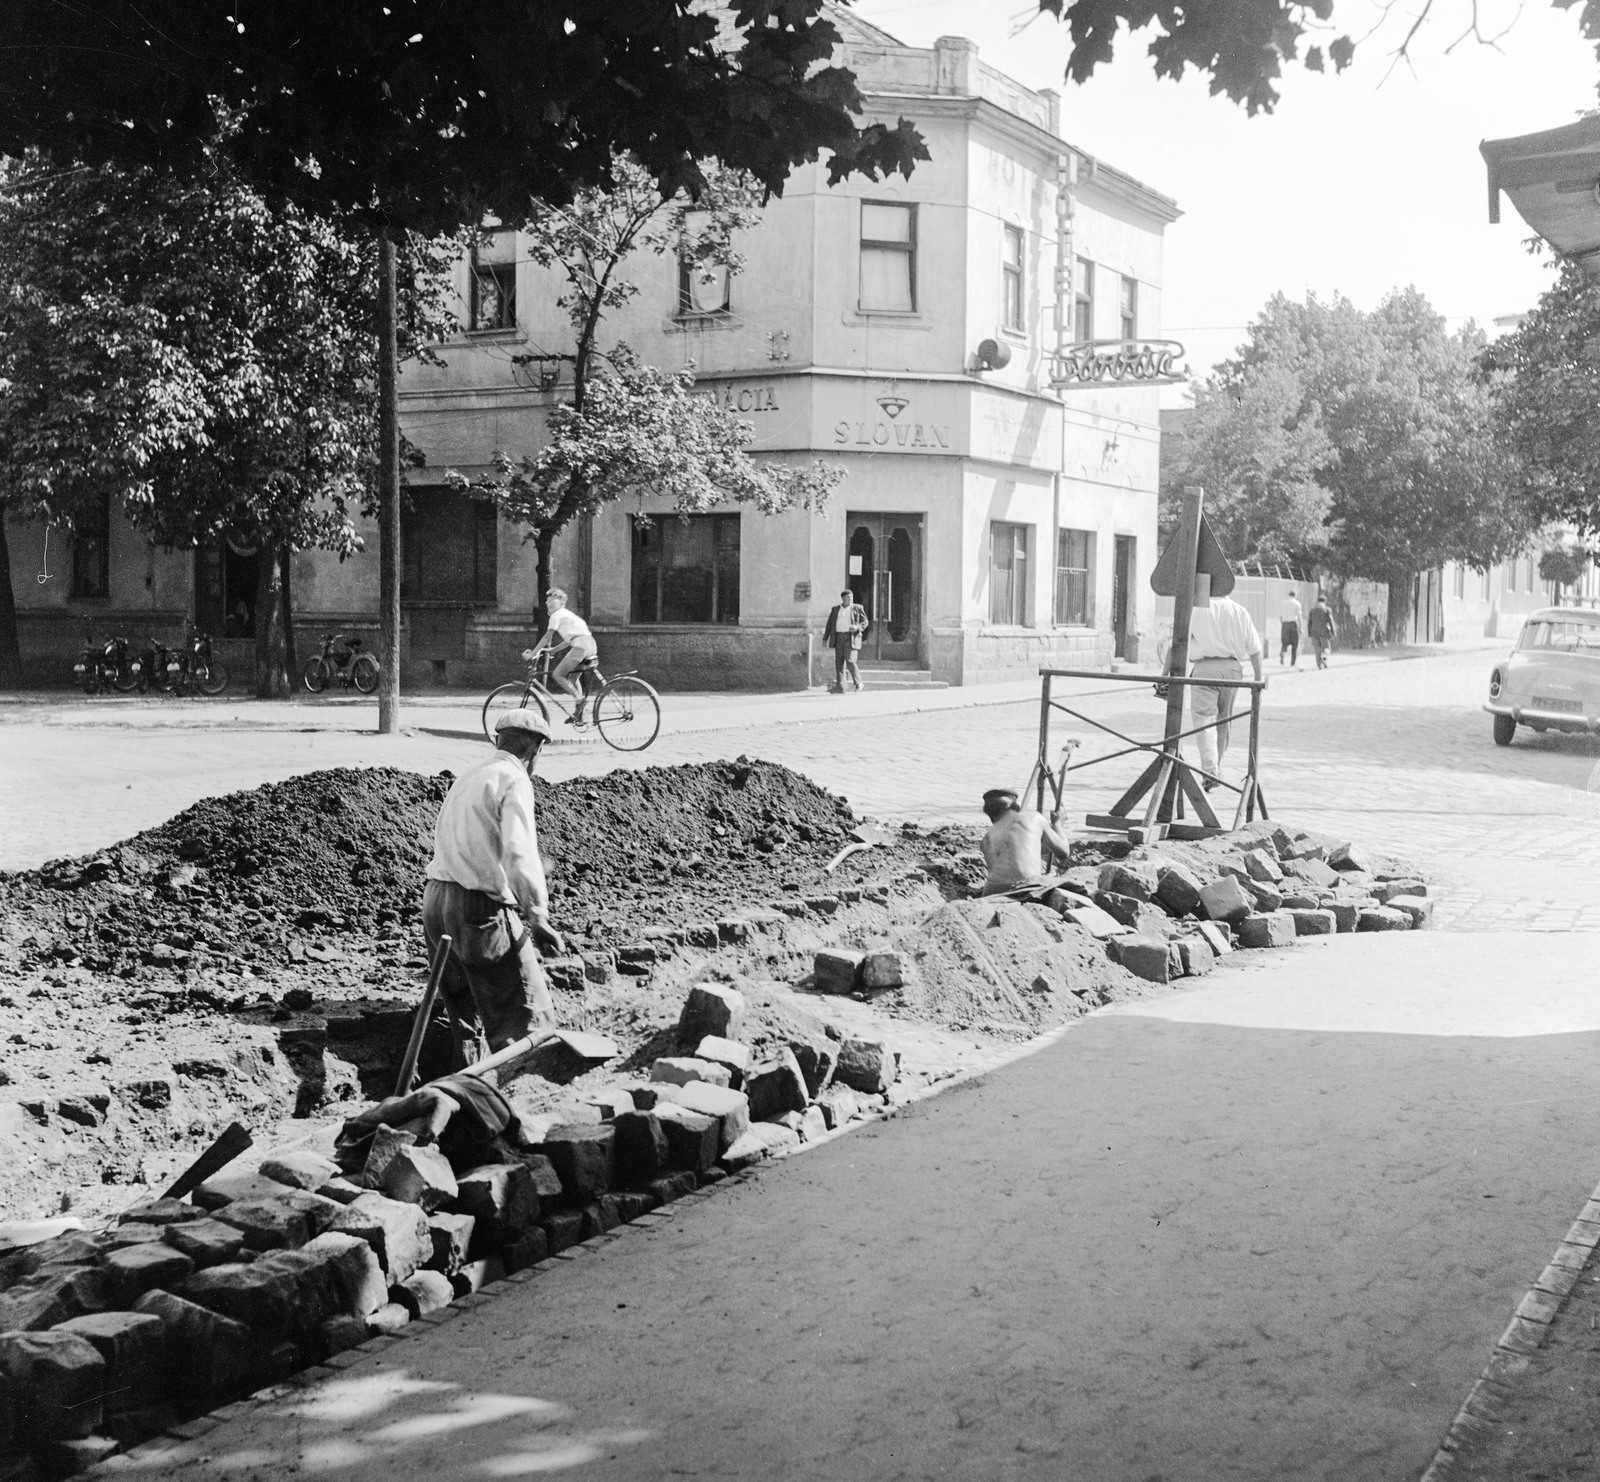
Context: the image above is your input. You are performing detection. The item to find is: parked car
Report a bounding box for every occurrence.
[1485,606,1600,745]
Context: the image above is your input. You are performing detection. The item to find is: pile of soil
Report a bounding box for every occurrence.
[0,759,872,979]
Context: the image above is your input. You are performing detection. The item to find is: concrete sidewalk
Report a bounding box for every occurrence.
[107,932,1600,1481]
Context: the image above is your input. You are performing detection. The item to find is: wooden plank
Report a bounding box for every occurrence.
[1105,754,1164,818]
[1175,761,1221,829]
[1165,823,1229,841]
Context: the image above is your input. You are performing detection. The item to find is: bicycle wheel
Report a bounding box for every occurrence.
[593,676,661,751]
[302,657,331,694]
[481,682,551,743]
[196,660,228,696]
[351,653,380,695]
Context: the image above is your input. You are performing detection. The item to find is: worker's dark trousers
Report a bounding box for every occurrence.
[422,880,553,1062]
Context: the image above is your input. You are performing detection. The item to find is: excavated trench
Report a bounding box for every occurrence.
[0,761,1164,1225]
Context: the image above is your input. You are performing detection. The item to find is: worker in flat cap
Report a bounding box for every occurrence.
[422,709,565,1065]
[978,786,1074,896]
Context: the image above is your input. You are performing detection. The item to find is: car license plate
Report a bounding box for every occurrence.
[1533,694,1585,714]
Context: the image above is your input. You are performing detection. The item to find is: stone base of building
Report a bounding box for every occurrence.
[930,627,1115,686]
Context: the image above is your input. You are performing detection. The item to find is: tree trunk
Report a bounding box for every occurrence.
[1385,573,1414,645]
[0,516,24,689]
[377,230,402,733]
[280,544,297,678]
[535,532,554,629]
[254,535,291,698]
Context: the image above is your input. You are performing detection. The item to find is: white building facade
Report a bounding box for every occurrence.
[5,14,1180,691]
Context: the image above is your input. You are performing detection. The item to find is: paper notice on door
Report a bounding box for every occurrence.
[848,556,863,575]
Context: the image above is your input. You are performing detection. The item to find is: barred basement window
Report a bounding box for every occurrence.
[632,513,740,624]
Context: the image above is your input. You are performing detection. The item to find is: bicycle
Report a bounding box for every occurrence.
[481,647,661,752]
[302,632,380,694]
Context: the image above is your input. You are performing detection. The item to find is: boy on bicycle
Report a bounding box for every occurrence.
[529,587,598,726]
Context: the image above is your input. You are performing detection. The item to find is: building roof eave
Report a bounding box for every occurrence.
[1482,114,1600,274]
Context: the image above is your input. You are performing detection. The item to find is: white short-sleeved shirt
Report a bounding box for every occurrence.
[425,751,547,917]
[1279,596,1304,624]
[546,607,592,644]
[1188,597,1263,663]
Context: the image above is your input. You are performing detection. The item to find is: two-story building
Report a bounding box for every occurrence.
[5,10,1180,690]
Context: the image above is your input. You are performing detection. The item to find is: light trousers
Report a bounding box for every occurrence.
[1189,657,1244,777]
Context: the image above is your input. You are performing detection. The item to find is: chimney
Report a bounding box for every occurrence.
[933,36,978,96]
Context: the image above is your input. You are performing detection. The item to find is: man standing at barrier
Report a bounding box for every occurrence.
[1188,593,1265,788]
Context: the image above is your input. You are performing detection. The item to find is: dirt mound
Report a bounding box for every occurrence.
[0,758,863,975]
[889,897,1144,1037]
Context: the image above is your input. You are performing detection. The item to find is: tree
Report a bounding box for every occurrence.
[0,0,926,730]
[1030,0,1598,115]
[1222,289,1534,636]
[1160,362,1335,567]
[1539,540,1590,602]
[461,154,804,602]
[0,151,457,694]
[1479,259,1600,539]
[455,350,844,597]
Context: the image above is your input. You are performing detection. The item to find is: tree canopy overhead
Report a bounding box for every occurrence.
[0,0,927,225]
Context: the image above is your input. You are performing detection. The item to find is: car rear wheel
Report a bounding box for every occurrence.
[1492,713,1516,747]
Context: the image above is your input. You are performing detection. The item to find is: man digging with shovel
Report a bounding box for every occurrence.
[423,710,565,1067]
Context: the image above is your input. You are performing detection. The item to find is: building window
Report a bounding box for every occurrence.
[1482,567,1492,600]
[632,513,740,624]
[469,230,517,332]
[401,488,498,602]
[1120,275,1138,340]
[71,492,111,600]
[989,521,1029,626]
[678,213,731,315]
[1002,225,1024,332]
[1074,258,1094,343]
[859,202,916,313]
[1526,555,1536,593]
[1453,564,1465,599]
[1054,529,1093,626]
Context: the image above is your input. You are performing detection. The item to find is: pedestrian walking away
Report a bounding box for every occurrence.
[528,587,598,726]
[978,787,1073,895]
[1279,590,1303,667]
[1307,592,1336,669]
[422,710,565,1068]
[823,587,871,693]
[1188,593,1266,788]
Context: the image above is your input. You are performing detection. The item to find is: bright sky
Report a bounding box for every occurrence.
[850,0,1600,397]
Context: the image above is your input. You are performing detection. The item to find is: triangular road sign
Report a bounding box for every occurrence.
[1149,513,1235,598]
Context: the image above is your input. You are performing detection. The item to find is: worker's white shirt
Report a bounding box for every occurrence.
[546,607,592,645]
[425,751,546,918]
[1279,597,1304,624]
[1189,598,1263,663]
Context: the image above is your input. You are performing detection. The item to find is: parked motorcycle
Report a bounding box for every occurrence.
[71,637,117,695]
[176,624,229,696]
[137,637,184,694]
[302,632,379,694]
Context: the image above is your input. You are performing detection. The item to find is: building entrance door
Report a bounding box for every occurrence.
[845,513,923,663]
[1112,535,1135,661]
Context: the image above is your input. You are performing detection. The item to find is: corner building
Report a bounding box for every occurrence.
[400,11,1180,689]
[3,12,1179,690]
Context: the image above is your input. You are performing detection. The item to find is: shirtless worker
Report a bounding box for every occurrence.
[978,788,1074,896]
[423,710,565,1067]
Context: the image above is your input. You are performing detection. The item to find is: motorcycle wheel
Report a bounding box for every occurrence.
[111,659,141,693]
[351,653,380,694]
[196,661,228,696]
[81,672,99,696]
[302,657,331,694]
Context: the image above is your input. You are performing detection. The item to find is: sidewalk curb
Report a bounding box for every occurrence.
[1416,1181,1600,1480]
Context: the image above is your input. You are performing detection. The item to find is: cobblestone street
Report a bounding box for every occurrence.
[6,642,1593,931]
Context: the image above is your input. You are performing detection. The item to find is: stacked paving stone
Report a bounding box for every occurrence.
[648,982,896,1173]
[1045,826,1432,984]
[0,979,896,1477]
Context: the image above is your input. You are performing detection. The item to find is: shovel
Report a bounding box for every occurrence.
[825,821,888,873]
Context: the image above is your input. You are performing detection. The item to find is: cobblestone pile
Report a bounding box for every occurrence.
[0,975,900,1475]
[1052,822,1431,983]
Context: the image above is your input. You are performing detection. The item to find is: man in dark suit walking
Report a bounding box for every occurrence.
[823,587,870,693]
